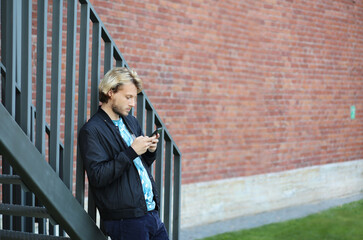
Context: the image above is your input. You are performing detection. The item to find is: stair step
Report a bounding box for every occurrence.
[0,174,31,192]
[0,203,50,219]
[0,229,70,240]
[0,174,22,184]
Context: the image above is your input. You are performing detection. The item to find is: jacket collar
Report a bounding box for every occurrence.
[97,106,114,123]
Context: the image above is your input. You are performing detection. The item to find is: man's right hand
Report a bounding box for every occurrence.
[131,136,153,155]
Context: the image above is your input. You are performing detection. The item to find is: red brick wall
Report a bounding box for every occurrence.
[89,0,363,184]
[2,1,363,187]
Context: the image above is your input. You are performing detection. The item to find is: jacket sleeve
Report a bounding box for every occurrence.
[78,126,138,188]
[142,150,157,167]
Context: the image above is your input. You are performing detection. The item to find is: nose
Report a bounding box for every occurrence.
[129,98,135,107]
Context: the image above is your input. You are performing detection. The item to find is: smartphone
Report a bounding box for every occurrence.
[149,127,162,137]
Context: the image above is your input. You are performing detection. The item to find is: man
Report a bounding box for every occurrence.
[78,67,169,240]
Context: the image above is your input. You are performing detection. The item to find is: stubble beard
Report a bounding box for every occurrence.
[112,105,124,117]
[112,104,130,117]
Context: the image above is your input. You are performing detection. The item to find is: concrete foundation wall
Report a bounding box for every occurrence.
[181,159,363,228]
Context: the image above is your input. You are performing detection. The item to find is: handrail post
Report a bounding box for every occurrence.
[63,0,77,190]
[76,1,90,206]
[1,0,18,231]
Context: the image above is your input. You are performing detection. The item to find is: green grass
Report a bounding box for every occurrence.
[200,199,363,240]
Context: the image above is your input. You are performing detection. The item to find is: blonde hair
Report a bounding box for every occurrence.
[99,67,143,103]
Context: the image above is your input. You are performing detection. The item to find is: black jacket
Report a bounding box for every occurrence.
[78,107,159,220]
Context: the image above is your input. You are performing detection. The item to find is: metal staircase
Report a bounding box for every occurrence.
[0,0,181,239]
[0,102,107,239]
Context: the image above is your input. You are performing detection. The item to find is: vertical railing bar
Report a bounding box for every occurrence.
[0,64,4,104]
[30,105,36,231]
[0,62,5,231]
[146,104,154,137]
[59,144,65,237]
[88,20,102,222]
[104,41,113,74]
[63,0,77,190]
[0,63,6,103]
[113,47,123,67]
[146,107,154,173]
[24,186,35,233]
[20,0,32,151]
[30,105,36,143]
[155,128,165,218]
[13,0,23,232]
[49,0,62,224]
[3,0,16,117]
[137,92,146,130]
[15,0,21,92]
[115,59,123,67]
[164,140,173,237]
[34,0,46,227]
[1,0,17,231]
[35,0,47,224]
[14,90,22,231]
[20,0,34,233]
[49,0,63,174]
[76,1,90,206]
[47,130,55,236]
[173,153,181,240]
[35,0,48,157]
[91,21,101,116]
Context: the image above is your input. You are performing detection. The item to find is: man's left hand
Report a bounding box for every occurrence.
[148,133,159,152]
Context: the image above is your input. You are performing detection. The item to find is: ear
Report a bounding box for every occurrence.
[107,90,113,98]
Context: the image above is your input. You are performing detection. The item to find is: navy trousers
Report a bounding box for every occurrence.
[103,210,169,240]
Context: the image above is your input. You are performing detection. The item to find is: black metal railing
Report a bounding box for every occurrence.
[0,0,181,239]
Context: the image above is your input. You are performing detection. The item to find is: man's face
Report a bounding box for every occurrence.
[109,82,137,117]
